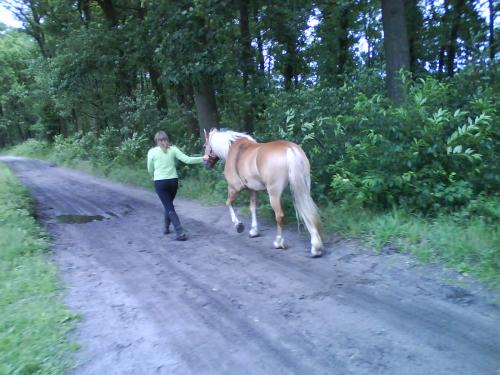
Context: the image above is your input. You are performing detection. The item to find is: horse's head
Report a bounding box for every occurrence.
[203,128,220,169]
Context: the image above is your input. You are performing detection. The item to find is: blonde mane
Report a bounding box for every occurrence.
[209,129,256,160]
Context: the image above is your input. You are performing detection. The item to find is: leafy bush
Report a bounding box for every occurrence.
[52,133,95,165]
[261,70,499,214]
[6,139,50,158]
[113,132,150,165]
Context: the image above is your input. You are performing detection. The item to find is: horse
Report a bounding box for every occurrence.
[203,128,323,258]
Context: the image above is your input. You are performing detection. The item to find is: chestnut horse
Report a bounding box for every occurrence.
[203,129,323,257]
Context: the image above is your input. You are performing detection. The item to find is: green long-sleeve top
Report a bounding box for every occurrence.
[147,145,203,180]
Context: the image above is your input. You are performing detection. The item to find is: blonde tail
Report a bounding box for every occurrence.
[286,147,323,256]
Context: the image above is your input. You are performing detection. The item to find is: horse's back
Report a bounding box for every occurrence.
[224,138,309,193]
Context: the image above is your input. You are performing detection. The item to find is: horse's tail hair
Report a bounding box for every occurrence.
[286,147,323,250]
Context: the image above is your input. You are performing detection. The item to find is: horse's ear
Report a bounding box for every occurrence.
[204,129,208,141]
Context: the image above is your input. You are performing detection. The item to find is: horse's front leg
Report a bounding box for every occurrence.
[249,190,259,237]
[227,188,244,233]
[269,194,286,249]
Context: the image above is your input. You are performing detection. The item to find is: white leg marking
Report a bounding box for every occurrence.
[249,198,259,237]
[229,205,240,225]
[273,235,286,249]
[310,229,323,257]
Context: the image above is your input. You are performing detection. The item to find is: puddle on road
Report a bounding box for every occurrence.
[56,214,105,224]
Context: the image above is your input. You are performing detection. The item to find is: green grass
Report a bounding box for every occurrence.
[1,139,52,160]
[322,203,500,287]
[0,162,78,374]
[4,139,499,288]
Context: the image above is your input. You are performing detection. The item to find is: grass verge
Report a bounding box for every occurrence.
[322,203,500,287]
[0,162,78,374]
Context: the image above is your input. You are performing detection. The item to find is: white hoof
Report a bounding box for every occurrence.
[273,236,286,249]
[311,235,323,257]
[249,227,259,238]
[311,248,323,258]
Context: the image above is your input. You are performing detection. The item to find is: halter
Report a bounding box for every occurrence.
[203,129,219,168]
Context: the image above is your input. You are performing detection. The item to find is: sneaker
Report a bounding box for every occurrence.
[175,233,187,241]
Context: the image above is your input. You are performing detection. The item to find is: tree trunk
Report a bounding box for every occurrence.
[446,0,466,77]
[283,41,295,91]
[240,0,254,133]
[175,83,199,136]
[77,0,91,25]
[381,0,410,103]
[23,2,48,58]
[17,122,25,141]
[337,7,350,80]
[252,0,265,72]
[405,0,423,74]
[363,7,375,68]
[193,78,219,137]
[438,46,446,76]
[240,0,252,89]
[96,0,118,26]
[136,2,167,113]
[95,0,134,97]
[148,66,168,113]
[488,0,495,60]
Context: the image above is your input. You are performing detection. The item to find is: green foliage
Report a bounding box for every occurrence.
[49,129,152,170]
[113,132,150,165]
[149,0,237,83]
[261,70,499,214]
[118,94,164,138]
[0,28,37,147]
[0,163,77,374]
[5,138,51,158]
[179,165,227,204]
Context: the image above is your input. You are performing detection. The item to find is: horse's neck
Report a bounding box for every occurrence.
[231,138,256,151]
[236,137,258,146]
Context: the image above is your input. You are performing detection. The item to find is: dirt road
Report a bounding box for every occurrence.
[2,156,499,375]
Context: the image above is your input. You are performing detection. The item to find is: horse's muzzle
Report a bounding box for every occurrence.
[203,156,219,169]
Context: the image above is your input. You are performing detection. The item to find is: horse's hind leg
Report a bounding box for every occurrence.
[269,194,286,249]
[227,188,244,233]
[249,190,259,237]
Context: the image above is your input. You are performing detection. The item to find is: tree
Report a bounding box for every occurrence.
[147,1,232,136]
[0,27,36,145]
[381,0,410,103]
[405,0,424,74]
[445,0,466,77]
[239,0,255,133]
[488,0,496,60]
[314,0,358,85]
[261,0,312,90]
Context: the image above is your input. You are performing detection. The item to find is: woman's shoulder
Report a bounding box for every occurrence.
[148,146,161,155]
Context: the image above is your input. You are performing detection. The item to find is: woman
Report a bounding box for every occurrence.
[147,131,207,241]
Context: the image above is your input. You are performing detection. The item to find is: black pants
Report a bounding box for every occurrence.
[154,178,179,219]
